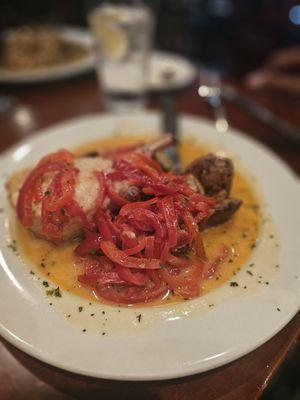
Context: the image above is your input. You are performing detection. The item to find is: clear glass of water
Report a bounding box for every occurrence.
[88,1,154,112]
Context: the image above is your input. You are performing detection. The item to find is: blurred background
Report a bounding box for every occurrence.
[0,1,299,399]
[1,0,300,76]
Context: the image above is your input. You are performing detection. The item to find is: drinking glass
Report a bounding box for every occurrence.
[88,1,154,112]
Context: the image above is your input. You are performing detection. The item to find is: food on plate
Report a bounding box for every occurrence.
[6,134,259,306]
[1,26,89,71]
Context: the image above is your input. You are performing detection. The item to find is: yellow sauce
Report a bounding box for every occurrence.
[17,135,261,304]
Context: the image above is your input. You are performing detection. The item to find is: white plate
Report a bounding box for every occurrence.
[0,27,95,83]
[149,51,197,91]
[0,112,299,381]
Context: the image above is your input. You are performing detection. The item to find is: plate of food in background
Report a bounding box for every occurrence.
[0,25,95,83]
[0,112,299,380]
[0,24,196,90]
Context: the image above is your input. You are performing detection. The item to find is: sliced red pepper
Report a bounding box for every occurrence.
[129,208,165,242]
[78,271,125,285]
[119,197,157,217]
[17,161,66,227]
[144,236,155,258]
[100,241,161,269]
[162,196,178,248]
[160,262,204,299]
[96,276,167,304]
[143,182,178,196]
[115,265,148,286]
[203,245,231,279]
[129,161,159,178]
[65,200,94,231]
[182,210,207,260]
[133,152,163,173]
[75,231,103,257]
[106,183,129,207]
[94,209,118,242]
[123,236,146,255]
[95,171,106,208]
[43,168,76,212]
[17,149,77,235]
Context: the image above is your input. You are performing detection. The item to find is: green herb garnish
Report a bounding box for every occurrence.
[54,287,62,297]
[136,314,142,323]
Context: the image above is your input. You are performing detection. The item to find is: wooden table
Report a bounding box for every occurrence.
[0,73,299,400]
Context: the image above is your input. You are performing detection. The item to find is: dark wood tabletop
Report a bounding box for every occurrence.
[0,73,299,400]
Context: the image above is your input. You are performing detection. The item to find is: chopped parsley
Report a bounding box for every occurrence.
[46,286,61,297]
[54,287,62,297]
[7,240,18,253]
[40,260,56,268]
[230,281,239,287]
[136,314,142,323]
[246,270,253,276]
[42,281,49,287]
[78,306,83,312]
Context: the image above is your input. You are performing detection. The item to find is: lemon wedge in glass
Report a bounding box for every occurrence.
[91,17,128,61]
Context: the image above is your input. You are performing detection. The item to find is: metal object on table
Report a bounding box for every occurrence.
[198,68,229,133]
[220,85,300,144]
[160,93,181,172]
